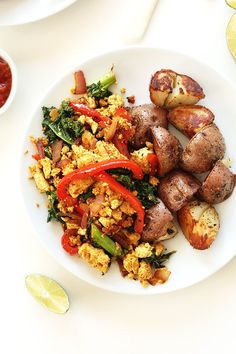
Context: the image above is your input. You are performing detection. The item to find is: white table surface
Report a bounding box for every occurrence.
[1,1,236,353]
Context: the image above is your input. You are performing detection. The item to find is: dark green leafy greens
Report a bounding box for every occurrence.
[42,101,84,145]
[108,169,158,209]
[87,71,116,100]
[134,178,158,209]
[144,251,176,269]
[46,191,65,224]
[44,145,52,159]
[78,187,94,202]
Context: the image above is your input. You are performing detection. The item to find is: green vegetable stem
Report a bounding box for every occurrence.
[87,70,116,100]
[91,224,123,257]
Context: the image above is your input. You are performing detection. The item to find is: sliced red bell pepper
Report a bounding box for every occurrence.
[32,153,40,161]
[74,204,85,215]
[57,159,143,201]
[64,195,78,207]
[95,172,144,234]
[147,153,159,175]
[112,132,130,158]
[70,102,112,128]
[115,107,131,122]
[61,229,78,255]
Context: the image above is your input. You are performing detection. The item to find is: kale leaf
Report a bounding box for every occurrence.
[144,251,176,269]
[42,101,84,145]
[46,191,65,224]
[78,187,94,202]
[134,177,158,209]
[108,170,158,209]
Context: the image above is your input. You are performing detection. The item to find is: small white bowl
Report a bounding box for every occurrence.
[0,48,17,116]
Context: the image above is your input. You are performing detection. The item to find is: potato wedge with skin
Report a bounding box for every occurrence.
[158,221,178,241]
[165,74,205,109]
[177,200,220,250]
[180,123,226,174]
[128,104,168,149]
[199,160,235,204]
[149,69,176,107]
[151,126,183,177]
[141,198,174,243]
[157,170,201,212]
[168,105,215,138]
[149,69,205,109]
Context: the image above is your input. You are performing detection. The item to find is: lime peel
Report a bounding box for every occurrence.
[226,13,236,59]
[226,0,236,10]
[25,274,69,314]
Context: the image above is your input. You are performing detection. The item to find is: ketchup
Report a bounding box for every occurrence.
[0,57,12,108]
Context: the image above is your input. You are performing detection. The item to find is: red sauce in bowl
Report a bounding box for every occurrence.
[0,57,12,108]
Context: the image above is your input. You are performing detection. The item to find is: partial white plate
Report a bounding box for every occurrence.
[0,0,77,26]
[21,47,236,295]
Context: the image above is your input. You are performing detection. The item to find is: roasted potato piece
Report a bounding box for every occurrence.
[180,124,226,174]
[158,221,178,241]
[128,104,168,148]
[148,267,171,286]
[151,126,183,177]
[165,74,205,109]
[157,170,201,212]
[177,200,220,250]
[168,105,215,138]
[149,69,176,107]
[149,69,205,109]
[199,160,235,204]
[141,198,174,243]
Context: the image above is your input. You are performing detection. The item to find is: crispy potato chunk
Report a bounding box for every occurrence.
[180,124,225,174]
[199,160,235,204]
[148,267,171,286]
[149,69,205,109]
[177,200,220,250]
[151,126,183,177]
[168,105,215,138]
[149,69,176,106]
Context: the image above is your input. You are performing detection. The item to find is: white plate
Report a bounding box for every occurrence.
[0,0,77,26]
[21,47,236,295]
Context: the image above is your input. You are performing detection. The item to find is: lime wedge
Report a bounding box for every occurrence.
[226,13,236,59]
[25,274,69,314]
[226,0,236,9]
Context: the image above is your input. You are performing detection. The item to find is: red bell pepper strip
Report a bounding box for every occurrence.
[57,159,143,201]
[112,132,130,158]
[69,102,112,128]
[61,229,78,255]
[32,153,40,161]
[95,172,145,234]
[115,107,131,122]
[74,204,85,215]
[147,153,159,176]
[65,196,78,207]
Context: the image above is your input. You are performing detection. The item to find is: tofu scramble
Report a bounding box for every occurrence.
[29,69,175,288]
